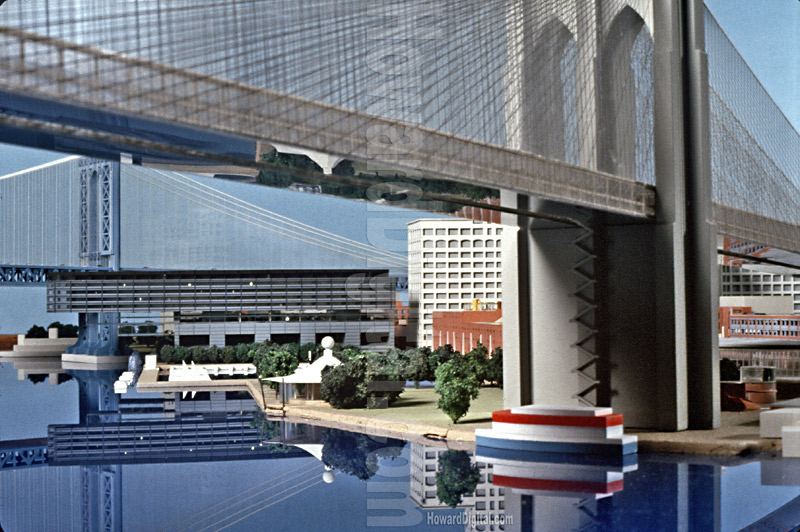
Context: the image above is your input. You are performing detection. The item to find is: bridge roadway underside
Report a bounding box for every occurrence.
[0,91,257,165]
[0,23,654,219]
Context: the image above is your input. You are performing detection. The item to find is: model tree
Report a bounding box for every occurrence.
[320,428,403,480]
[320,357,369,408]
[463,343,490,384]
[435,450,480,508]
[434,356,480,423]
[486,347,503,387]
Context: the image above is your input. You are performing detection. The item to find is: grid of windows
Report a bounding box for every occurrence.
[721,265,800,312]
[408,219,503,347]
[408,442,505,512]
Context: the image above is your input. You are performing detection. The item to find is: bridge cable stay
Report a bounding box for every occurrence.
[704,9,800,250]
[147,168,408,263]
[127,171,406,268]
[161,460,321,532]
[4,1,800,248]
[206,478,326,532]
[5,4,800,270]
[127,168,406,268]
[125,165,408,269]
[0,113,588,237]
[125,173,407,269]
[188,468,326,532]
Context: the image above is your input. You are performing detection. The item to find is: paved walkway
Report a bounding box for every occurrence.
[632,410,779,455]
[250,385,784,456]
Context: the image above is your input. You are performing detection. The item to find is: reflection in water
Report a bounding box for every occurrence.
[435,450,480,508]
[3,362,800,531]
[723,348,800,379]
[319,428,403,481]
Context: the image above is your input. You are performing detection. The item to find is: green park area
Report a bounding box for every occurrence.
[284,386,504,431]
[156,339,504,425]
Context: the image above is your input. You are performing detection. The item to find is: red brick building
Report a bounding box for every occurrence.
[719,306,752,335]
[394,301,410,348]
[432,305,502,353]
[453,197,501,223]
[720,306,800,340]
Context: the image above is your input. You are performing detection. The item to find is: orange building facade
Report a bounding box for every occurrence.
[720,306,800,340]
[432,306,502,353]
[394,301,410,348]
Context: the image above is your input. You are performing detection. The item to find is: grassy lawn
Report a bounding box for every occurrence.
[291,385,504,428]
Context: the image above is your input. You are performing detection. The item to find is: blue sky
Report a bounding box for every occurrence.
[705,0,800,130]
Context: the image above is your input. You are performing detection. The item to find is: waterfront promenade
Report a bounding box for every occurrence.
[247,384,781,456]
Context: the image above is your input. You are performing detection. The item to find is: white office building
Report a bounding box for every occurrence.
[408,219,504,347]
[409,443,507,531]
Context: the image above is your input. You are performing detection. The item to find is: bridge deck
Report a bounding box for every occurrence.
[0,25,654,219]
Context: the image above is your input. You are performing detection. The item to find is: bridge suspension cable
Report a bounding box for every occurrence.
[154,169,407,263]
[162,459,322,532]
[0,1,656,218]
[125,165,408,269]
[4,1,800,252]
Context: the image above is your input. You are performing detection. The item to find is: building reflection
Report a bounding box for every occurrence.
[409,443,507,531]
[2,365,798,532]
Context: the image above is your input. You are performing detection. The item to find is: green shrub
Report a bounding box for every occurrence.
[47,321,79,338]
[173,346,189,363]
[321,358,368,409]
[160,345,175,363]
[299,342,322,363]
[25,325,47,339]
[336,345,363,362]
[365,351,404,405]
[429,344,455,377]
[403,347,431,386]
[366,350,403,380]
[221,345,236,364]
[266,344,300,377]
[434,356,480,423]
[189,346,207,363]
[235,343,253,363]
[320,428,404,480]
[463,343,490,385]
[487,347,503,387]
[205,345,221,364]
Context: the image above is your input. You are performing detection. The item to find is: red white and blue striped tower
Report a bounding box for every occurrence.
[475,405,637,498]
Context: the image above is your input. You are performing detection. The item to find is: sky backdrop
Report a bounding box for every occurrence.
[705,0,800,130]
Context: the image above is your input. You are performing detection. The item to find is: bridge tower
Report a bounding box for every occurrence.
[79,158,120,270]
[73,157,121,349]
[502,0,719,431]
[80,464,122,532]
[69,160,123,416]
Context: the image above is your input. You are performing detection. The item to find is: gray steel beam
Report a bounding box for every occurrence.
[0,264,109,285]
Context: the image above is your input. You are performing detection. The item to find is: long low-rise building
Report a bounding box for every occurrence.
[47,269,395,349]
[432,304,502,353]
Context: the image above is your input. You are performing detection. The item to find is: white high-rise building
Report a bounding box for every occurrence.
[408,443,506,515]
[408,219,504,348]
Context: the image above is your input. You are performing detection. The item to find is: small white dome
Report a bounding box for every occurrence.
[321,336,335,349]
[322,471,335,484]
